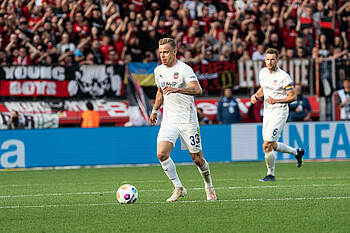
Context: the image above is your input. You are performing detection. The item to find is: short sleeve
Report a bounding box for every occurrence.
[183,65,198,84]
[282,73,293,89]
[154,68,160,88]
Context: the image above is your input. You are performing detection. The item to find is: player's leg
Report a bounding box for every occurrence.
[178,121,216,200]
[157,141,183,188]
[157,142,187,202]
[259,140,277,182]
[190,150,216,200]
[275,109,305,167]
[275,142,305,167]
[259,108,280,182]
[157,123,186,202]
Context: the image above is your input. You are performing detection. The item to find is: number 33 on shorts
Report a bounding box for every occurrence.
[189,133,200,145]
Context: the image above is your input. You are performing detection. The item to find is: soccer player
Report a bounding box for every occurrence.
[250,48,305,182]
[149,38,216,202]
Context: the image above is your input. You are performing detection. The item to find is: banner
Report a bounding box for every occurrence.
[0,80,70,97]
[125,66,153,126]
[0,122,347,169]
[0,65,125,98]
[231,122,350,161]
[0,112,59,129]
[238,59,310,88]
[0,100,129,126]
[127,62,157,86]
[190,61,236,95]
[0,97,319,127]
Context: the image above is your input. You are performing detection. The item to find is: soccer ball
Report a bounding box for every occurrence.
[116,184,138,204]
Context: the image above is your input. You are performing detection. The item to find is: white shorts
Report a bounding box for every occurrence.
[263,106,288,142]
[157,118,202,153]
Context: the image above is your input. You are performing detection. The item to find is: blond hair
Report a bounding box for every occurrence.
[158,38,176,50]
[266,48,279,58]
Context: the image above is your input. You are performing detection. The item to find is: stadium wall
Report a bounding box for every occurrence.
[0,122,349,169]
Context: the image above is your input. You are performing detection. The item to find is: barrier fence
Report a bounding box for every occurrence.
[0,121,349,169]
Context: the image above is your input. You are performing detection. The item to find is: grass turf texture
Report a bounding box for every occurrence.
[1,161,350,232]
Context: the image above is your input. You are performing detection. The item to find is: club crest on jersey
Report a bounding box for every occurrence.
[174,72,179,79]
[273,80,277,85]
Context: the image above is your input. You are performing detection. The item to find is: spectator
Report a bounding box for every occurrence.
[337,79,350,121]
[72,11,90,38]
[57,16,80,44]
[0,0,347,92]
[88,40,105,64]
[7,110,24,129]
[105,49,121,65]
[252,44,266,60]
[0,51,8,65]
[217,88,241,124]
[13,44,39,65]
[86,5,105,34]
[197,107,211,125]
[142,51,156,63]
[280,18,298,50]
[57,32,76,55]
[74,37,91,63]
[182,50,201,64]
[79,52,95,65]
[81,101,100,128]
[288,84,312,121]
[100,34,114,61]
[266,32,283,51]
[248,100,263,122]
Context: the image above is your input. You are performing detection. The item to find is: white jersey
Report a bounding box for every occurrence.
[154,60,198,123]
[259,67,293,109]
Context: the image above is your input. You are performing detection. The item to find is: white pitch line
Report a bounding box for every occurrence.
[0,184,349,199]
[0,191,115,198]
[143,196,350,204]
[1,196,350,209]
[2,176,350,188]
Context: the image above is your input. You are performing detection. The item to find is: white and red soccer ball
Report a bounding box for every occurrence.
[116,184,138,204]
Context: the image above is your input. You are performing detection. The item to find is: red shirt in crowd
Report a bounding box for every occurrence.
[13,56,32,65]
[182,34,197,45]
[280,27,298,49]
[73,22,90,38]
[114,38,125,58]
[100,44,114,61]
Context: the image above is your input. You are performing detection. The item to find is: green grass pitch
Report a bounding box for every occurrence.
[1,160,350,232]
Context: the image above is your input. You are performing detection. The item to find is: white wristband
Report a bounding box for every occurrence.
[152,109,158,114]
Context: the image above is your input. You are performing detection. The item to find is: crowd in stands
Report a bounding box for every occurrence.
[0,0,349,67]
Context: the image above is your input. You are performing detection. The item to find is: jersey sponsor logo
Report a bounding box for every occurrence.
[273,80,277,85]
[161,81,177,87]
[159,74,163,79]
[174,72,179,79]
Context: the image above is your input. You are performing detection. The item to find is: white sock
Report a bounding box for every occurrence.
[276,142,297,156]
[265,150,276,176]
[160,157,182,188]
[197,160,213,188]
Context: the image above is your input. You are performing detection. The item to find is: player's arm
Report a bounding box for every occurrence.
[162,80,202,96]
[149,87,163,125]
[251,87,264,104]
[267,85,297,104]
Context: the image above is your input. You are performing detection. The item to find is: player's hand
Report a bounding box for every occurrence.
[266,96,277,104]
[304,114,311,121]
[251,94,261,104]
[149,113,157,126]
[162,86,177,95]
